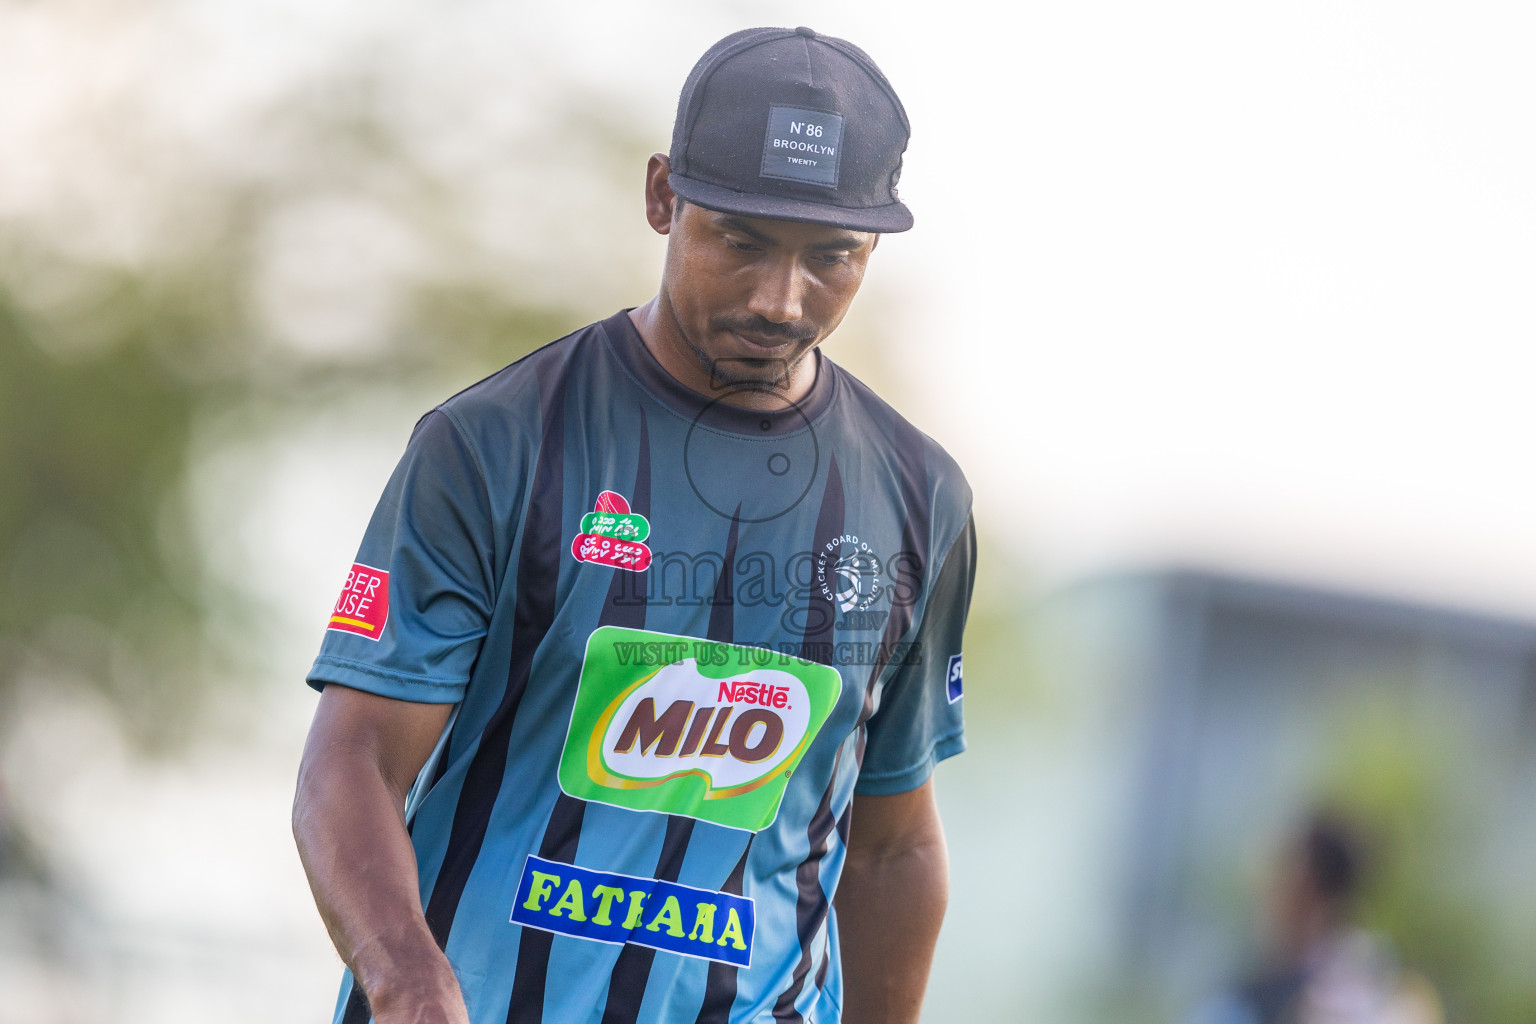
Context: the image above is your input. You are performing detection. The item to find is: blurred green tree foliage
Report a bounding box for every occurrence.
[0,269,211,747]
[0,62,652,748]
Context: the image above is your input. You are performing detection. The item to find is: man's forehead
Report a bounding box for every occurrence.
[701,209,872,250]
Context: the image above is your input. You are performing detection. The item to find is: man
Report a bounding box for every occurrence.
[294,26,975,1024]
[1191,813,1442,1024]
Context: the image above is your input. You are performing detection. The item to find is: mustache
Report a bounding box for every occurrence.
[711,314,818,345]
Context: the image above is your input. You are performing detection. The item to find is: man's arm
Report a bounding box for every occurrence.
[835,778,950,1024]
[293,683,467,1024]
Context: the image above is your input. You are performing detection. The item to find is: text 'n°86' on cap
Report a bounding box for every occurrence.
[668,26,914,233]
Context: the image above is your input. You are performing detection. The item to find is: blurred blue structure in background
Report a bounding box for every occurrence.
[1045,568,1536,1022]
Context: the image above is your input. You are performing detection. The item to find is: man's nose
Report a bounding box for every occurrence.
[746,257,806,324]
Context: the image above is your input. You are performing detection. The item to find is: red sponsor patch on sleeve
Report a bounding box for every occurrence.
[328,562,389,640]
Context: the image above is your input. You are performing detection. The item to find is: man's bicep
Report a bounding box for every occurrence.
[846,778,943,859]
[301,683,455,803]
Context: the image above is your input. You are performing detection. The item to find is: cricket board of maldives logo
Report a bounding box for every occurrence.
[559,626,843,832]
[816,534,883,613]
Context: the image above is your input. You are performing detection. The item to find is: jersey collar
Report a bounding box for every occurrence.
[599,308,837,437]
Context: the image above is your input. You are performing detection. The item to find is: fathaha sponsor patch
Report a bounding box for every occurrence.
[511,854,755,967]
[760,105,844,188]
[328,562,389,640]
[558,626,842,832]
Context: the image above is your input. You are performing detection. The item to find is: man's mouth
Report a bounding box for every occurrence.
[729,330,796,355]
[727,328,818,356]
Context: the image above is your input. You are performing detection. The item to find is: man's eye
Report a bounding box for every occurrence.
[814,252,851,266]
[724,238,761,252]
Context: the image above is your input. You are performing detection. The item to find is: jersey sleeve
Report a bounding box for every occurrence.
[306,409,496,704]
[855,512,976,795]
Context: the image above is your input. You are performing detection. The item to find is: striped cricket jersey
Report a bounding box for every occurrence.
[307,309,975,1024]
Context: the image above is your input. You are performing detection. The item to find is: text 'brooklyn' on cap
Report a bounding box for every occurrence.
[668,26,914,233]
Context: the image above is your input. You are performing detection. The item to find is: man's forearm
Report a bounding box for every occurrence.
[835,785,950,1024]
[293,689,466,1023]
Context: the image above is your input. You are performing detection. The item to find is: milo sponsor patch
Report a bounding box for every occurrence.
[559,627,843,832]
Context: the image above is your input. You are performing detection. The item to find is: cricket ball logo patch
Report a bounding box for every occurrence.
[559,627,842,832]
[328,562,389,640]
[572,490,652,572]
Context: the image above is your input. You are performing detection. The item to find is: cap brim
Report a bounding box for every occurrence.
[669,173,913,233]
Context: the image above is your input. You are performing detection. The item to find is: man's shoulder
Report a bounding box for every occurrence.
[434,315,614,427]
[826,357,972,506]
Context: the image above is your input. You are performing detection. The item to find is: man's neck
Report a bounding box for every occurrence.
[628,298,818,411]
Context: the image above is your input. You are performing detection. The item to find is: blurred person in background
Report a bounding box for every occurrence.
[1192,811,1442,1024]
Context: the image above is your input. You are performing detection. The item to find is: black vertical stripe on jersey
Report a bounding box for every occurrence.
[706,506,738,642]
[814,800,855,993]
[599,814,694,1024]
[421,351,572,951]
[338,977,370,1024]
[834,792,854,847]
[853,416,932,769]
[427,721,457,788]
[770,458,847,1023]
[797,455,843,667]
[505,405,652,1024]
[693,838,754,1024]
[771,745,845,1024]
[405,725,459,842]
[505,795,586,1024]
[600,506,738,1024]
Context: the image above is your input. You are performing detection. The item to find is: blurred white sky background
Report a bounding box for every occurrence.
[3,0,1536,1020]
[867,1,1536,617]
[5,0,1536,613]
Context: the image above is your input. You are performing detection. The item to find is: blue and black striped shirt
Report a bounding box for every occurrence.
[309,310,974,1024]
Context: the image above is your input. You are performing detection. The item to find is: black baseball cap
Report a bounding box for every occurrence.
[668,26,914,233]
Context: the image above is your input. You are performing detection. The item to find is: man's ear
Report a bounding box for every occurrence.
[644,153,676,235]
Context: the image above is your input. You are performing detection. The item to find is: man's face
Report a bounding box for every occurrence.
[657,197,877,393]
